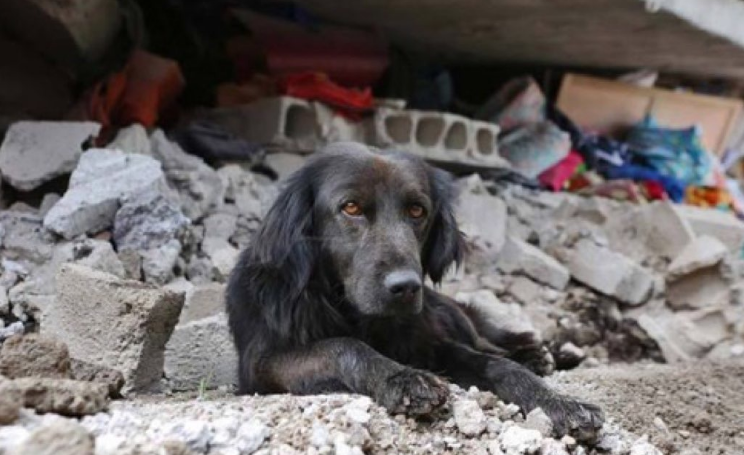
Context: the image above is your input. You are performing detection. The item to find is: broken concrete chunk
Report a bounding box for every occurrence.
[0,121,100,191]
[606,201,696,262]
[674,204,744,252]
[114,190,190,252]
[140,240,182,285]
[667,266,730,311]
[637,306,732,362]
[108,123,150,155]
[149,130,225,221]
[179,282,227,324]
[564,239,654,306]
[498,236,570,290]
[667,235,727,280]
[456,175,507,269]
[0,211,55,264]
[452,398,486,436]
[456,290,537,338]
[44,149,170,239]
[164,313,238,392]
[0,377,108,417]
[0,334,72,380]
[44,264,184,392]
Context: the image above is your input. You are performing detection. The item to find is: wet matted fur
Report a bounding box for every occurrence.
[226,142,603,441]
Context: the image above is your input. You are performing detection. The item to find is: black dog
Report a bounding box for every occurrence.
[226,142,603,440]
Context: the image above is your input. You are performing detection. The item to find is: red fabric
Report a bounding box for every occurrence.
[538,150,584,191]
[640,180,667,201]
[279,72,374,120]
[83,50,185,137]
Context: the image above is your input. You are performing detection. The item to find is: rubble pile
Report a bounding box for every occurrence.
[0,383,658,455]
[1,119,743,453]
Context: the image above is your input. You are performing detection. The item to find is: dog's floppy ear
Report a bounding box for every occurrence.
[422,166,466,284]
[250,167,317,294]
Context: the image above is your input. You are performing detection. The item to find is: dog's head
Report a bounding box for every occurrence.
[252,142,465,316]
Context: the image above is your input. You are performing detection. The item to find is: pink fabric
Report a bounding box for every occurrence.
[538,150,584,191]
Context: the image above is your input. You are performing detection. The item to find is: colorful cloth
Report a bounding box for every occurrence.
[602,163,686,202]
[627,115,710,186]
[685,186,735,212]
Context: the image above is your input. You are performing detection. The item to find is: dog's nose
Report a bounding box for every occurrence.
[384,270,422,297]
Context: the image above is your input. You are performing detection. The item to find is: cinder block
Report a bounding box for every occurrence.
[369,108,509,170]
[204,97,321,153]
[203,97,365,154]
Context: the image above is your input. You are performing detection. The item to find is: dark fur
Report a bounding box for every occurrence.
[226,143,603,441]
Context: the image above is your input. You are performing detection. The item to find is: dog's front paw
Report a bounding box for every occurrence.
[376,368,449,416]
[539,395,604,443]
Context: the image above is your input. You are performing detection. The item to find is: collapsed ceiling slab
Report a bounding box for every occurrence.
[287,0,744,78]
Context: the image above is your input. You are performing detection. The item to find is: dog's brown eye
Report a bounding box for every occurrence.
[408,204,426,219]
[342,201,363,216]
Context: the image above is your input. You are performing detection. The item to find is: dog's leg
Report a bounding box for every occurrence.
[439,342,603,442]
[255,337,448,416]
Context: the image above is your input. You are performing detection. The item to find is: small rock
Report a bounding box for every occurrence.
[344,397,372,424]
[0,388,21,425]
[453,398,487,436]
[0,286,9,316]
[554,342,586,370]
[0,211,55,264]
[10,419,94,455]
[540,438,569,455]
[159,419,212,453]
[0,334,72,379]
[235,419,269,454]
[141,240,181,285]
[499,425,542,454]
[0,322,25,342]
[629,436,663,455]
[523,408,553,437]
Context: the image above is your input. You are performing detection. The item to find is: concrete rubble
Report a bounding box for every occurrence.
[43,264,184,392]
[0,121,100,191]
[3,116,744,453]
